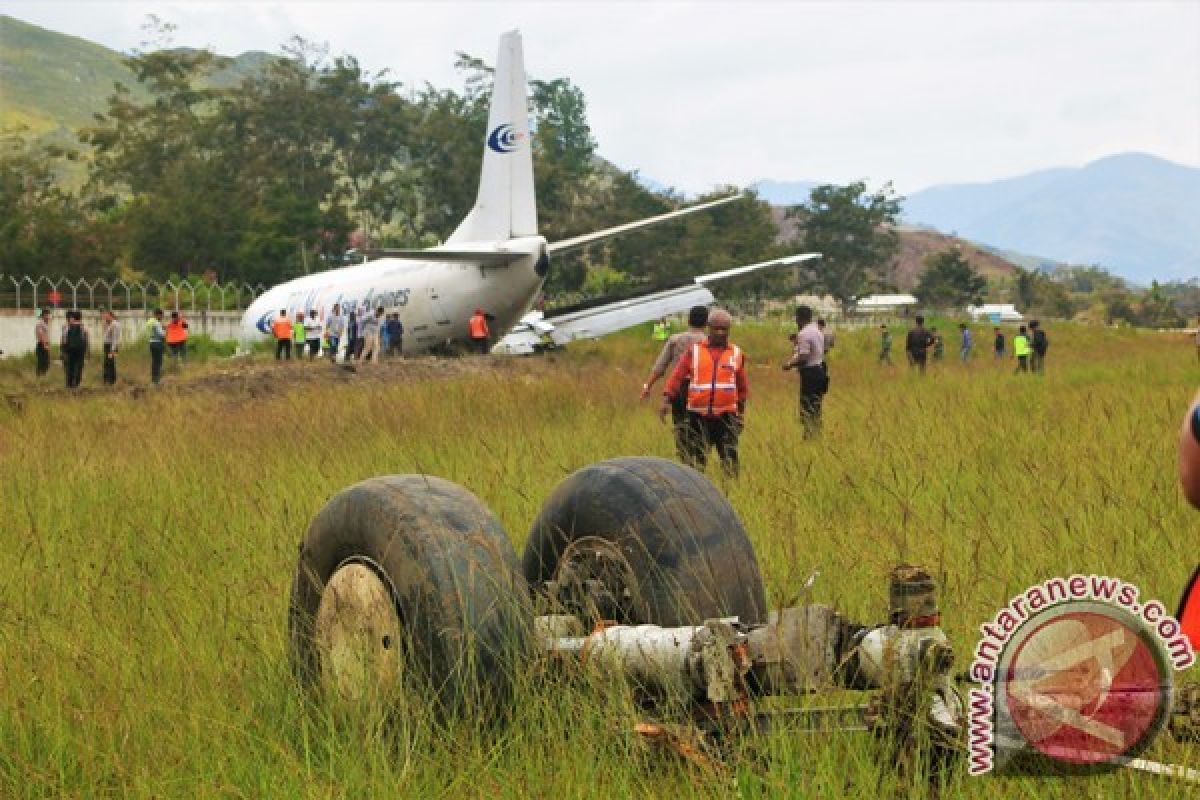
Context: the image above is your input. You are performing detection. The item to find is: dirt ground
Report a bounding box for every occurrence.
[0,352,548,411]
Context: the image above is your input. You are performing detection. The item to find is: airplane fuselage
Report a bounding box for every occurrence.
[241,237,548,354]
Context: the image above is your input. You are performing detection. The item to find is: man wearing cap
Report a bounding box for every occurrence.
[468,307,490,354]
[784,305,827,439]
[641,305,709,462]
[661,308,747,477]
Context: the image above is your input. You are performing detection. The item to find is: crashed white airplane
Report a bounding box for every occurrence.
[240,31,818,355]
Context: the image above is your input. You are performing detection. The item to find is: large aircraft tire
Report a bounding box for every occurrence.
[289,475,530,714]
[522,456,766,628]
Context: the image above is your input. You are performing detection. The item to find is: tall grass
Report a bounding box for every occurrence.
[0,322,1197,797]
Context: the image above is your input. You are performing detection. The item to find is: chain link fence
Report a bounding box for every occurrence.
[0,274,268,313]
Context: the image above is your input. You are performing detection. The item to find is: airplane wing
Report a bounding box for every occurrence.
[547,194,743,255]
[492,252,820,354]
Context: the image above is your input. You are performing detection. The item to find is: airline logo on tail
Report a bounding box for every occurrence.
[487,124,524,153]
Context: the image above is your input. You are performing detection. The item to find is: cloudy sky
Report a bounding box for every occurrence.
[6,1,1199,195]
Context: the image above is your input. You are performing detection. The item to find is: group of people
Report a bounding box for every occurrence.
[641,306,1059,478]
[270,305,406,363]
[884,316,1049,374]
[639,304,833,477]
[33,307,190,388]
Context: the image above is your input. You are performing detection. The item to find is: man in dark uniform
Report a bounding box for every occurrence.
[906,315,934,373]
[1030,319,1049,374]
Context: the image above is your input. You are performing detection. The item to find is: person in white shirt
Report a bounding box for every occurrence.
[305,309,323,360]
[325,304,345,362]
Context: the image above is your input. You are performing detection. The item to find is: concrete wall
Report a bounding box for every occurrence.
[0,310,245,357]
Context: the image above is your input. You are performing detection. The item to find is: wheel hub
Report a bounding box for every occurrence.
[314,561,403,702]
[546,536,642,623]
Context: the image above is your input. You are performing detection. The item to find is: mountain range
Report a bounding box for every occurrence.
[4,14,1197,285]
[753,153,1200,286]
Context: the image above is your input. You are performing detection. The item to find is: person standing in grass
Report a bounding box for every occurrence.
[360,306,384,363]
[906,315,934,373]
[661,308,747,477]
[1030,319,1049,374]
[165,311,189,365]
[60,310,88,389]
[305,309,323,360]
[34,308,52,378]
[653,317,671,342]
[878,324,893,365]
[1013,325,1031,373]
[325,303,345,362]
[385,313,405,358]
[468,307,491,354]
[931,326,945,363]
[346,310,360,361]
[784,305,827,438]
[959,323,973,363]
[147,309,166,383]
[101,309,120,386]
[271,309,292,360]
[641,305,709,462]
[292,311,306,362]
[993,327,1005,359]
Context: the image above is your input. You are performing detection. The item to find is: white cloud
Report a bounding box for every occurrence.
[5,0,1198,193]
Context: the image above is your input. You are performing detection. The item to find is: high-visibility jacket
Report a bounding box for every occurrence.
[293,319,306,342]
[652,322,669,341]
[468,313,489,339]
[272,317,292,341]
[165,319,188,344]
[1013,334,1032,357]
[686,343,744,415]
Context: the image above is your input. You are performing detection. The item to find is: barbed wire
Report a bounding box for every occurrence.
[0,275,268,312]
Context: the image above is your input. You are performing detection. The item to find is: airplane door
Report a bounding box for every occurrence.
[427,286,452,326]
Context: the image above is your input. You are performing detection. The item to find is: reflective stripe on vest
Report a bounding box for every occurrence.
[687,343,741,415]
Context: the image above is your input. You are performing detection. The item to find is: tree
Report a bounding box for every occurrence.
[787,181,902,312]
[1012,267,1075,319]
[915,248,986,308]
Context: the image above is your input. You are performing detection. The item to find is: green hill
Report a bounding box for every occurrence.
[0,15,272,137]
[0,15,145,134]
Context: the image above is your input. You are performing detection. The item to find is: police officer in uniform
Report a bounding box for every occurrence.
[784,305,827,438]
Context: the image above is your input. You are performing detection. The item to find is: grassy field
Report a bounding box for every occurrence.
[0,321,1197,798]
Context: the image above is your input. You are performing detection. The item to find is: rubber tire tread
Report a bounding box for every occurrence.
[522,456,766,627]
[289,475,530,713]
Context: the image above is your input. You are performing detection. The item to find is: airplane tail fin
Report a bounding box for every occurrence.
[447,31,537,244]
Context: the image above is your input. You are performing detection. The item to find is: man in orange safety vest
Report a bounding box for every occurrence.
[468,307,490,354]
[660,308,747,477]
